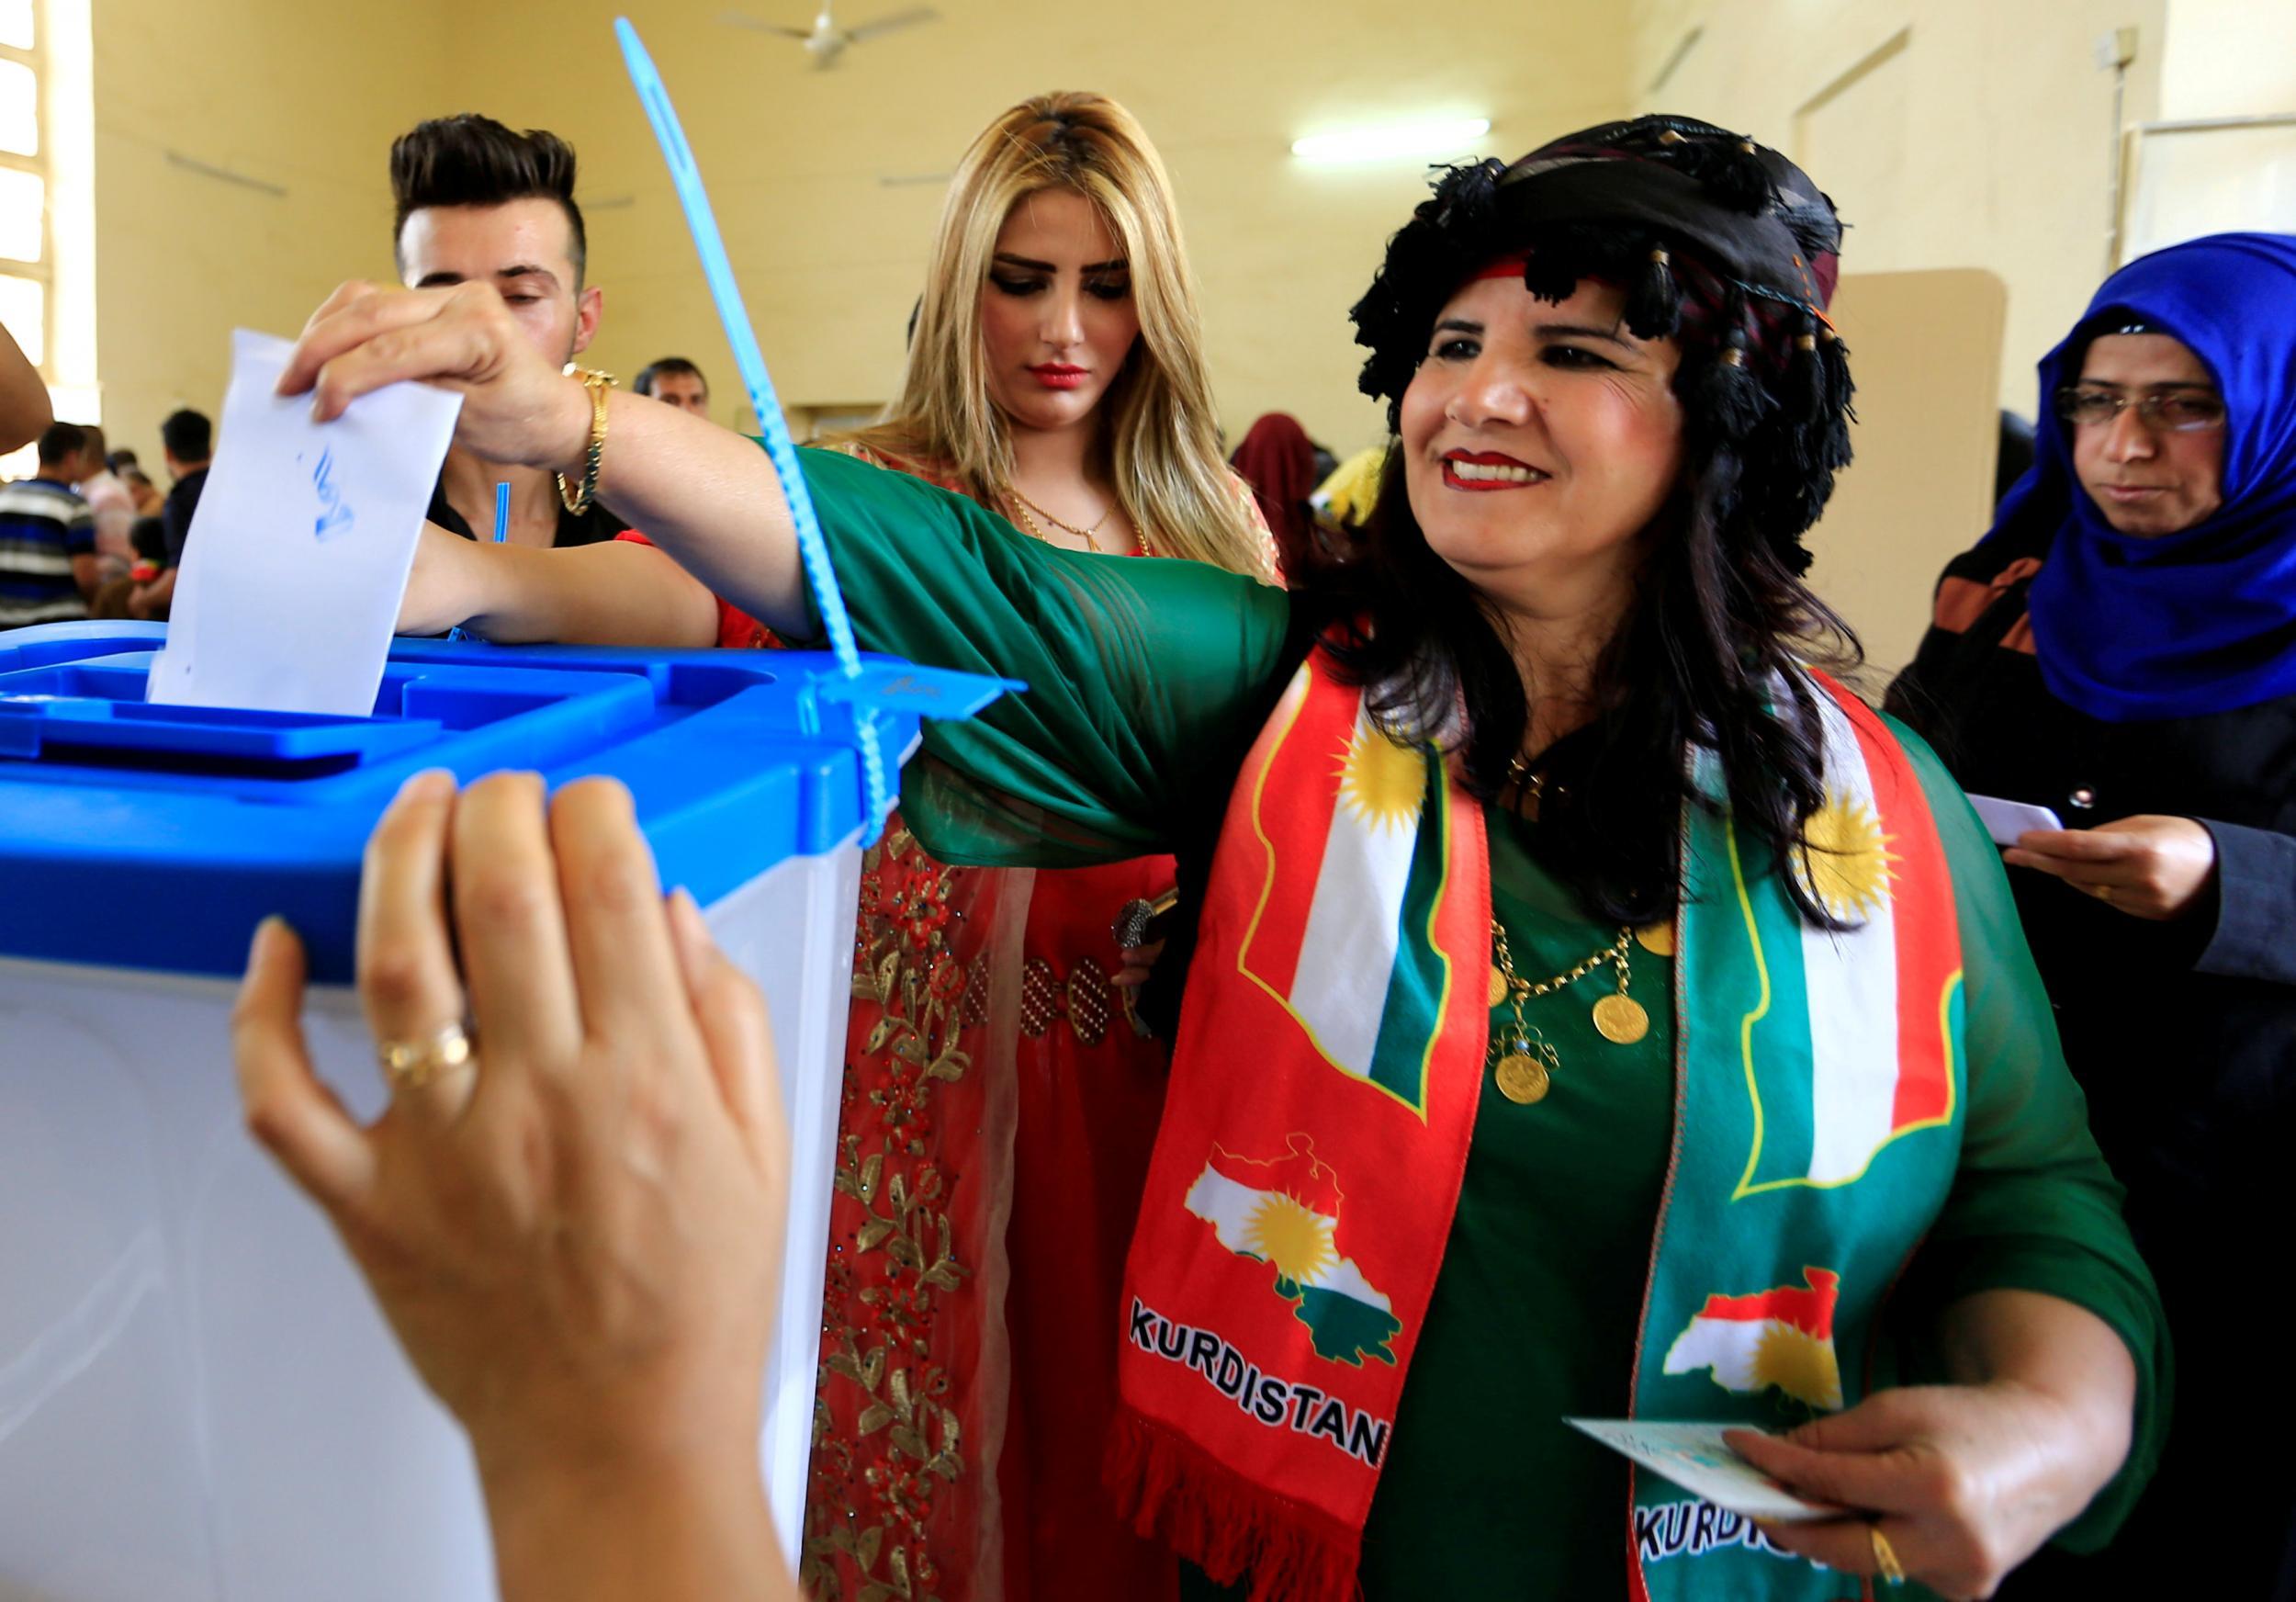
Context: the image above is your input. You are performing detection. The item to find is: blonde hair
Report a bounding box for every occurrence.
[838,92,1263,575]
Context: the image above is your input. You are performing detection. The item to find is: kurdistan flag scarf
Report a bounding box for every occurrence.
[1106,644,1968,1602]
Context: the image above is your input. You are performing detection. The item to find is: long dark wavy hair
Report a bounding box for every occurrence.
[1308,121,1865,928]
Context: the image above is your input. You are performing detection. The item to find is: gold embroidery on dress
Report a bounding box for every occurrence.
[804,828,974,1602]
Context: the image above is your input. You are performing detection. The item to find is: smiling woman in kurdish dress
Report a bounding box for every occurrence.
[331,114,2168,1601]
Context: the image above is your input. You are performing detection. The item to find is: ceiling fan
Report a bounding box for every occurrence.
[719,2,942,68]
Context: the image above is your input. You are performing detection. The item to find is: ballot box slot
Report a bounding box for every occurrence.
[0,660,682,778]
[0,691,441,770]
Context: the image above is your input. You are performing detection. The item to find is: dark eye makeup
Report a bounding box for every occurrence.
[989,274,1131,301]
[1542,344,1618,370]
[1425,336,1622,369]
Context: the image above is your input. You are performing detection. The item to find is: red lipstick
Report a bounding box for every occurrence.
[1440,448,1549,491]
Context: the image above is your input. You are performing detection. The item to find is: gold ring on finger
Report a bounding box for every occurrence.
[1868,1523,1907,1586]
[377,1021,477,1092]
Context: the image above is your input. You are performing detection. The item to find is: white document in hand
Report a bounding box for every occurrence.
[1966,794,2065,848]
[146,328,462,716]
[1563,1418,1841,1521]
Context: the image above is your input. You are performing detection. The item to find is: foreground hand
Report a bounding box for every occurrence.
[231,769,787,1478]
[2003,815,2217,920]
[1729,1382,2119,1599]
[277,279,590,471]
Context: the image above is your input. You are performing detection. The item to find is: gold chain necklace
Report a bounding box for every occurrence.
[1007,488,1155,557]
[1010,487,1110,538]
[1486,919,1650,1104]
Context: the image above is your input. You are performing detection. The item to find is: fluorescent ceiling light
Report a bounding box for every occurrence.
[1290,118,1491,164]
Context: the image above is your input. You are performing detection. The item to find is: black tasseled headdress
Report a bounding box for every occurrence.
[1350,115,1857,572]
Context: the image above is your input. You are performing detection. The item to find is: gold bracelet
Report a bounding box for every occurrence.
[556,367,615,515]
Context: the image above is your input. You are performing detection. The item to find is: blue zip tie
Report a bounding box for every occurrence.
[613,17,892,844]
[445,481,514,643]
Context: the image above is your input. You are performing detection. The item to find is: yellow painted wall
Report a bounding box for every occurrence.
[1802,268,2006,683]
[80,1,1632,466]
[1626,0,2168,428]
[430,0,1630,457]
[81,1,2294,480]
[2162,0,2296,118]
[89,0,448,469]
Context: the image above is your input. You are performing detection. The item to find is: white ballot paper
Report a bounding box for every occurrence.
[147,329,462,716]
[1967,794,2066,848]
[1564,1418,1841,1522]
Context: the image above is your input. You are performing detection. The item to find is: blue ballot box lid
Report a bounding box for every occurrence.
[0,623,1012,982]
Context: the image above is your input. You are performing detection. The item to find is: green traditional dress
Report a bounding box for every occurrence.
[787,446,2167,1599]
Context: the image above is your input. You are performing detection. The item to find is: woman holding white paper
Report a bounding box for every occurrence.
[286,118,2165,1600]
[1888,233,2296,1599]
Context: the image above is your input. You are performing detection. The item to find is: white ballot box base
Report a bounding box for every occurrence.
[0,840,859,1602]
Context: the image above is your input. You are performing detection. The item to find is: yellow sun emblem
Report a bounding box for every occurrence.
[1798,789,1897,919]
[1245,1192,1336,1286]
[1335,724,1425,835]
[1750,1323,1843,1409]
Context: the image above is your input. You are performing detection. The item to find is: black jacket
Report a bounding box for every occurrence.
[1887,544,2295,1232]
[1888,536,2296,1595]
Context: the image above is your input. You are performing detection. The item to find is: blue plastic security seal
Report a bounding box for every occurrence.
[447,481,512,643]
[614,17,900,842]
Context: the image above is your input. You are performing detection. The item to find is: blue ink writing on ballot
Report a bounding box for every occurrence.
[310,447,355,542]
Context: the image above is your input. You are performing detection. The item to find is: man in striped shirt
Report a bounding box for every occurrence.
[0,421,100,628]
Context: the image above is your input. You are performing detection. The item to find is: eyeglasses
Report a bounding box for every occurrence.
[2053,387,2226,433]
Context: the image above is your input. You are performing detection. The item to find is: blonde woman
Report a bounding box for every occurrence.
[832,96,1269,570]
[397,92,1270,1602]
[777,94,1264,1602]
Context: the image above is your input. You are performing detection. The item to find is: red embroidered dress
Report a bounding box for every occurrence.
[772,447,1272,1602]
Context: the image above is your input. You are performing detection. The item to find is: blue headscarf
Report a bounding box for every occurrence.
[1984,232,2296,722]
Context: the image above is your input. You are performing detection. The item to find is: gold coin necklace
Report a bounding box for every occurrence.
[1486,919,1650,1105]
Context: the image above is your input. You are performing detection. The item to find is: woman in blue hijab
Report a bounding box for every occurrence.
[1890,231,2296,1600]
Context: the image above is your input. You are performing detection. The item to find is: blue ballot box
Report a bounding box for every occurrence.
[0,623,1007,1602]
